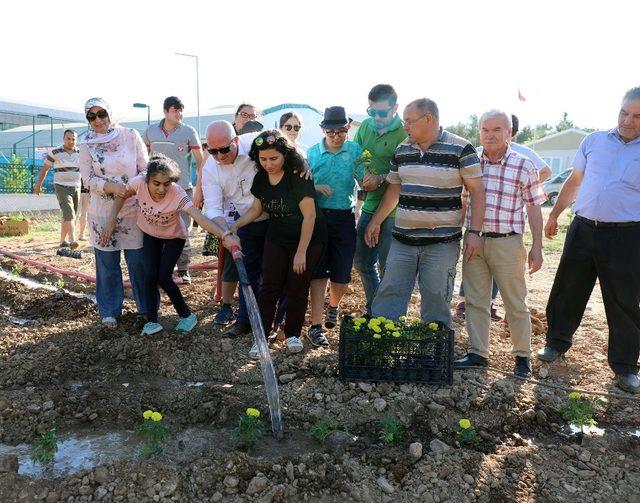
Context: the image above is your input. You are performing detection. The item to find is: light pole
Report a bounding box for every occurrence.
[37,114,54,147]
[175,52,200,137]
[133,103,151,126]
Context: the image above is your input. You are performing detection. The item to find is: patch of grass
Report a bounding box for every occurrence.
[31,427,58,464]
[378,414,404,444]
[308,417,339,444]
[11,265,23,276]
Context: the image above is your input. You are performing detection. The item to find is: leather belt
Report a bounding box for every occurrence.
[576,215,640,228]
[483,231,518,238]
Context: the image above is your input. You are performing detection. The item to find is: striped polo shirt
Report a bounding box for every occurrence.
[46,147,81,187]
[387,129,482,245]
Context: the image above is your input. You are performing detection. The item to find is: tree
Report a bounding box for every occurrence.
[556,112,574,132]
[446,114,479,146]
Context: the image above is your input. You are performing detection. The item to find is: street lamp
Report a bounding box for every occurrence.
[37,114,54,147]
[133,103,151,126]
[175,52,200,137]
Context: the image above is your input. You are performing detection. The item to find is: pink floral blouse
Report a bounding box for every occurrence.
[79,126,149,251]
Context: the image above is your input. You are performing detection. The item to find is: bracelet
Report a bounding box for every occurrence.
[466,229,482,236]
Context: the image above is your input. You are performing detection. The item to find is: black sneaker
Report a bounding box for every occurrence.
[324,306,339,329]
[214,304,234,325]
[514,356,531,378]
[307,325,329,347]
[223,321,252,337]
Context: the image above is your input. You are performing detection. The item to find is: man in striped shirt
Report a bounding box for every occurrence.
[34,129,81,248]
[365,98,486,327]
[455,110,546,377]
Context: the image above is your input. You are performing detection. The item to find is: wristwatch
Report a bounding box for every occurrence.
[467,229,482,236]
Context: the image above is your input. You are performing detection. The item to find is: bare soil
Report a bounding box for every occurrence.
[0,214,639,502]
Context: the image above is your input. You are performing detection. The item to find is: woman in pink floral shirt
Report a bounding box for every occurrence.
[78,98,148,328]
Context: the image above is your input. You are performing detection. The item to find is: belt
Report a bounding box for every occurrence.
[576,215,640,228]
[483,231,518,238]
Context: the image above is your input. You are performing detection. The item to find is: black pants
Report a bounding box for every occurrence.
[259,240,325,339]
[546,217,640,374]
[143,232,191,323]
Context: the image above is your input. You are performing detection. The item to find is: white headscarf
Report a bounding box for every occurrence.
[81,97,120,145]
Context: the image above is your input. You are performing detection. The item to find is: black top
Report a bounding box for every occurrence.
[251,170,327,250]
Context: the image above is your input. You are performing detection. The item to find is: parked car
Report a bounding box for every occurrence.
[542,169,572,205]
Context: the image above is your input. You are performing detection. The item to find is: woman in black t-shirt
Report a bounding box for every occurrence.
[232,130,327,358]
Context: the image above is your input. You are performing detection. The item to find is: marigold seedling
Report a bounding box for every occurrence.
[31,427,58,464]
[378,414,404,444]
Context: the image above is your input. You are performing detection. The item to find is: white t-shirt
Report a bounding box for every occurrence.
[201,133,267,224]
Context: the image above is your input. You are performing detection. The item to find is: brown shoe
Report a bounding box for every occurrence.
[490,304,502,321]
[455,301,465,319]
[223,321,251,337]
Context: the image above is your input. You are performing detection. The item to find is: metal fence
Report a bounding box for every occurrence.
[0,163,54,194]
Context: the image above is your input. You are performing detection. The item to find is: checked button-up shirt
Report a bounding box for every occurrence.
[466,147,547,234]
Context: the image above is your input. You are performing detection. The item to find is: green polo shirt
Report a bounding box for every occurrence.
[354,116,407,215]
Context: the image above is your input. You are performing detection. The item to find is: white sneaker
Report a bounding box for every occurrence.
[286,336,304,354]
[248,342,260,360]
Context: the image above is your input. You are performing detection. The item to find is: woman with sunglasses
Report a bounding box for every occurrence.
[233,103,258,134]
[78,98,149,328]
[279,112,308,155]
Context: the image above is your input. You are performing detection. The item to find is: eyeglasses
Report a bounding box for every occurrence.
[367,106,393,118]
[403,112,429,127]
[86,109,109,122]
[239,111,257,120]
[207,141,234,155]
[325,128,348,138]
[283,124,301,132]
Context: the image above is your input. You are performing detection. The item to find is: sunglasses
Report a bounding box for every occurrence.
[86,109,109,122]
[207,141,234,156]
[283,124,301,132]
[367,106,393,118]
[239,111,257,120]
[325,128,348,138]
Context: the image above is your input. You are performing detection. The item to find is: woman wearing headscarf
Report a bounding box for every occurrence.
[78,98,148,328]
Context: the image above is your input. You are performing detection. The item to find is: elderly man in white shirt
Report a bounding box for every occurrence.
[201,121,267,337]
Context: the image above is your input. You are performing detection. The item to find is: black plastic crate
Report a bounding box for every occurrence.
[338,316,454,384]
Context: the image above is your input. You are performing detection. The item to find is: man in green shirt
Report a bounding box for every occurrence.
[353,84,408,315]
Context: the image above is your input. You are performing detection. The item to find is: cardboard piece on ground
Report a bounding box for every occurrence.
[0,219,29,236]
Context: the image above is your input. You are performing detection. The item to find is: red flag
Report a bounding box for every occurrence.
[518,88,527,102]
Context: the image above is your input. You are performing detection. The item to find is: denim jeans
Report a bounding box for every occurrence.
[372,238,460,327]
[95,247,147,318]
[353,212,395,315]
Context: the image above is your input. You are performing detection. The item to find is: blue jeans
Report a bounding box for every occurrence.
[372,238,460,327]
[354,212,395,315]
[95,247,147,319]
[235,220,286,326]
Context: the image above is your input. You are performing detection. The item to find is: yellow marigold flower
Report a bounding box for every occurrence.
[246,408,260,417]
[392,331,400,337]
[428,322,439,330]
[568,392,582,400]
[398,316,407,322]
[373,334,382,339]
[372,326,382,333]
[354,325,361,331]
[151,411,163,422]
[362,150,372,158]
[143,410,154,420]
[459,418,471,429]
[384,323,395,330]
[356,317,367,323]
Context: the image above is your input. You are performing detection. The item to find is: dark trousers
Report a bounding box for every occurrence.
[546,217,640,374]
[143,232,191,323]
[259,240,325,339]
[236,220,286,325]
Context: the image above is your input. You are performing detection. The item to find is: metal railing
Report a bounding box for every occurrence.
[0,163,53,194]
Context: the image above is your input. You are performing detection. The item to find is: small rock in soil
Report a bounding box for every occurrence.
[279,373,296,384]
[377,477,395,494]
[373,398,387,412]
[409,442,423,462]
[429,439,451,454]
[359,383,373,393]
[247,475,269,495]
